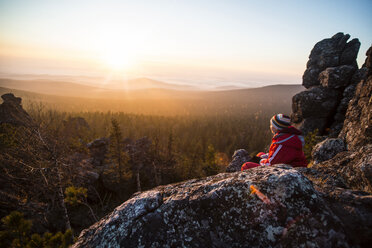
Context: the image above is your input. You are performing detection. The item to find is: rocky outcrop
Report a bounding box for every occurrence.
[338,45,372,150]
[319,65,356,89]
[292,33,364,136]
[87,138,109,166]
[312,138,346,165]
[0,93,34,127]
[291,86,339,134]
[73,165,349,248]
[292,44,372,247]
[303,33,359,89]
[225,149,251,172]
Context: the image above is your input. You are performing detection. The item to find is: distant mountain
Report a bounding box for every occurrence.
[212,85,247,91]
[104,77,198,91]
[0,81,304,115]
[0,75,198,91]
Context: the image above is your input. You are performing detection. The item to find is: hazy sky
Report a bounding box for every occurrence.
[0,0,371,87]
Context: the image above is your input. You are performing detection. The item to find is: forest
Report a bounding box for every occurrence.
[0,85,303,247]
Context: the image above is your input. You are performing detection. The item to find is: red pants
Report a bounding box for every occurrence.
[241,162,260,171]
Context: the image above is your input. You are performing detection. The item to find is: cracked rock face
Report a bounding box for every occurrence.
[291,87,339,134]
[297,144,372,247]
[303,33,359,89]
[339,45,372,150]
[73,165,349,248]
[312,138,346,165]
[292,33,365,136]
[319,65,356,89]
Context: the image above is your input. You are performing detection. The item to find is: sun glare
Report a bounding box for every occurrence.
[97,33,139,71]
[103,49,133,70]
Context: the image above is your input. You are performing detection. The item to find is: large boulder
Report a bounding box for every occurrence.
[0,93,34,127]
[291,87,339,134]
[306,144,372,194]
[312,138,346,165]
[225,149,251,172]
[73,165,350,248]
[319,65,356,89]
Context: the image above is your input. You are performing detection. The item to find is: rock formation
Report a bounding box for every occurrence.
[291,33,365,136]
[338,46,372,150]
[298,43,372,247]
[0,93,34,127]
[311,138,346,165]
[73,165,349,248]
[302,33,360,89]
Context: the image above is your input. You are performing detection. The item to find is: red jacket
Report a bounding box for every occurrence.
[259,126,308,167]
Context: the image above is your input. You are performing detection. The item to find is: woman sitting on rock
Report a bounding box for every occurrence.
[241,114,307,170]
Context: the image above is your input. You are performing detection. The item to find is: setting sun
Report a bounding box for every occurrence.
[102,48,134,70]
[95,28,141,71]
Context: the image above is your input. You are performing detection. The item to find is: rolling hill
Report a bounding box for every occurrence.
[0,78,304,115]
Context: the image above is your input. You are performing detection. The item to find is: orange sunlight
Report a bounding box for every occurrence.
[102,48,134,71]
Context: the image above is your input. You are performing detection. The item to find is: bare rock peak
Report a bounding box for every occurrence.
[303,32,360,89]
[292,33,367,137]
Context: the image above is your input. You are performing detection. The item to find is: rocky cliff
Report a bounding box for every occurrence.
[73,35,372,247]
[291,33,367,136]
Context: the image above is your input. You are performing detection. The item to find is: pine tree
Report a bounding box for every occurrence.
[109,118,125,184]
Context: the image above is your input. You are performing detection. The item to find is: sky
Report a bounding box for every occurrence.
[0,0,371,88]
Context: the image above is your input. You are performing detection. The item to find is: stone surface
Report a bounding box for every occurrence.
[73,165,349,248]
[319,65,356,89]
[307,145,372,193]
[339,45,372,150]
[365,45,372,76]
[291,87,339,134]
[225,149,251,172]
[297,165,372,248]
[297,144,372,247]
[0,93,34,127]
[292,87,339,121]
[292,33,363,136]
[312,138,346,165]
[340,38,361,65]
[303,33,359,89]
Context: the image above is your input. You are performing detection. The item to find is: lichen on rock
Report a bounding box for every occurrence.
[73,165,349,248]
